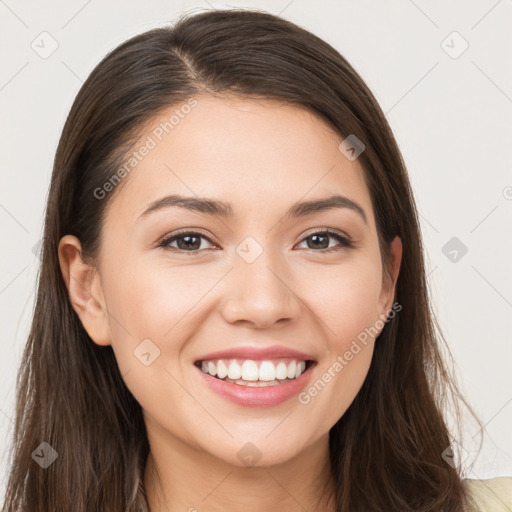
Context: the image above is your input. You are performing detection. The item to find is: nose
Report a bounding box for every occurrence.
[220,249,302,329]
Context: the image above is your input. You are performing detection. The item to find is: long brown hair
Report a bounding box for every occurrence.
[2,9,480,511]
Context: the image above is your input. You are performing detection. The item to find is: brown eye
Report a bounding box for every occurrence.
[296,230,352,252]
[159,231,216,252]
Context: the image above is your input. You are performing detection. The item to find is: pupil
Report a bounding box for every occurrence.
[176,234,330,251]
[309,234,328,249]
[178,235,200,250]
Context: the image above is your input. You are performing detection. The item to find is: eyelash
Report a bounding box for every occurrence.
[157,228,353,254]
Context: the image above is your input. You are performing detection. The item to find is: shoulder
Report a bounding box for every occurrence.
[464,476,512,511]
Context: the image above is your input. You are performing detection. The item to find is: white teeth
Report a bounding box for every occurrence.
[287,360,296,379]
[227,361,242,380]
[258,361,276,381]
[275,362,288,380]
[241,360,259,381]
[295,361,306,378]
[198,358,310,383]
[216,360,229,379]
[224,377,289,387]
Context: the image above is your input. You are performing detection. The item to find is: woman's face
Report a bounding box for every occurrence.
[60,94,401,468]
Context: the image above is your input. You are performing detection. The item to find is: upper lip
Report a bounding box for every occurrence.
[194,345,316,363]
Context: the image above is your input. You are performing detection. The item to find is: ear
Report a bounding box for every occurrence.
[58,235,111,346]
[378,235,402,316]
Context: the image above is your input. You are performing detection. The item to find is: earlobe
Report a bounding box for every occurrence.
[57,235,111,346]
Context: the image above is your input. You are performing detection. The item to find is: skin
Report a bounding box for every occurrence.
[58,94,402,511]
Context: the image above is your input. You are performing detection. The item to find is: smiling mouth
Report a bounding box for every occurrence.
[194,358,316,387]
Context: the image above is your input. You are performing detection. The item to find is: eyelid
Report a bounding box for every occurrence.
[157,228,218,249]
[298,226,351,242]
[294,228,354,252]
[157,227,354,252]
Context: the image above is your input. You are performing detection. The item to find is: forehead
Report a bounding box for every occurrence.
[106,94,373,226]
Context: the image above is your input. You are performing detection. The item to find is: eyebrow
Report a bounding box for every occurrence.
[137,193,367,224]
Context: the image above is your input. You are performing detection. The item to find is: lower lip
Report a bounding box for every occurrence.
[194,363,315,407]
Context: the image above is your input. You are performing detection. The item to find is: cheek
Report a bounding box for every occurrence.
[100,261,209,437]
[295,257,382,427]
[302,256,383,347]
[105,258,214,339]
[101,257,230,386]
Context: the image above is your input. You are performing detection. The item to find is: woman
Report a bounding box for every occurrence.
[2,8,510,512]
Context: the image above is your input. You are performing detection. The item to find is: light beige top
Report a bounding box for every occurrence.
[465,477,512,511]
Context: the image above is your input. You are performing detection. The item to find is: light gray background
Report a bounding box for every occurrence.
[1,0,511,497]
